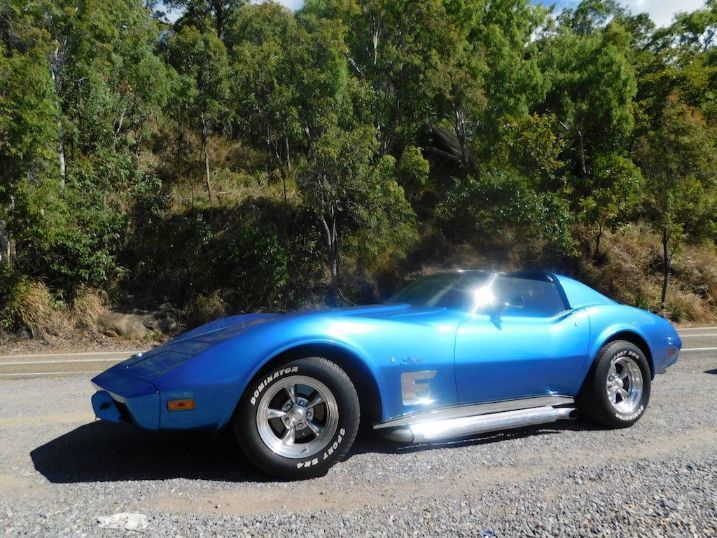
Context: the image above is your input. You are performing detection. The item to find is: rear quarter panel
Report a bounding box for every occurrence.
[572,304,681,393]
[556,274,681,391]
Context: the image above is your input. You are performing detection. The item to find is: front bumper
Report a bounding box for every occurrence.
[656,351,679,374]
[91,365,160,429]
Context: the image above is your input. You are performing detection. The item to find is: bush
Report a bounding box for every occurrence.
[437,170,577,255]
[11,163,128,297]
[185,291,227,327]
[124,199,298,314]
[1,279,58,336]
[71,287,107,332]
[666,292,715,323]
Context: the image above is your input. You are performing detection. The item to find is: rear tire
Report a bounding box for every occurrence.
[234,357,360,479]
[578,340,651,428]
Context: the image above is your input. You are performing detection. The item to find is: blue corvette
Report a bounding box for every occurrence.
[92,271,681,478]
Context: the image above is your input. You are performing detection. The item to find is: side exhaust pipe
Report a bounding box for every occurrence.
[383,406,577,443]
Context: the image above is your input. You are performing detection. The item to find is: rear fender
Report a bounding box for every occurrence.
[572,306,660,393]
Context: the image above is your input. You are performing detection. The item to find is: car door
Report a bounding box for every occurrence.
[454,273,589,404]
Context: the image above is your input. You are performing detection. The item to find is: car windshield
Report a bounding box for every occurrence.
[385,272,491,310]
[386,271,568,316]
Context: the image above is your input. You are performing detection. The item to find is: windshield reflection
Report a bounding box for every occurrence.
[385,271,492,311]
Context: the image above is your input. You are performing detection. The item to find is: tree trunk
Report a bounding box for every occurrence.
[0,221,10,267]
[577,130,587,178]
[212,0,225,40]
[660,229,670,311]
[320,210,339,306]
[372,22,379,66]
[201,114,214,202]
[284,136,292,172]
[58,119,66,187]
[49,38,69,188]
[453,106,468,169]
[329,210,339,306]
[593,223,604,259]
[275,139,289,246]
[1,195,17,267]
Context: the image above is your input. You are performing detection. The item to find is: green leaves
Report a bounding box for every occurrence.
[438,170,576,254]
[636,98,717,242]
[538,15,637,171]
[298,123,416,288]
[1,0,717,316]
[0,44,58,196]
[167,26,229,129]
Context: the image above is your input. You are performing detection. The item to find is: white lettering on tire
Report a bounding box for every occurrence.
[617,404,644,422]
[250,366,299,405]
[297,428,347,468]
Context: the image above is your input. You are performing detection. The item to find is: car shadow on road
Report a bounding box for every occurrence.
[30,421,270,484]
[31,418,600,484]
[705,368,717,375]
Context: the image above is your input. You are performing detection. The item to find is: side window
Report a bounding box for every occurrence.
[494,275,566,317]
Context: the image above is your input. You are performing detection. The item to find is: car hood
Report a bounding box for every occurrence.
[115,304,417,382]
[167,304,414,347]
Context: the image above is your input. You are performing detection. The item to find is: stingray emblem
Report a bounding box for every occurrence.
[400,370,437,405]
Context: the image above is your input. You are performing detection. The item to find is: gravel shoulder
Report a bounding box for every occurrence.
[0,349,715,536]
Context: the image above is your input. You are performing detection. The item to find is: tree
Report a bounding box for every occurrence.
[636,98,717,309]
[299,124,415,303]
[557,0,627,36]
[396,145,430,203]
[229,3,298,199]
[305,0,463,154]
[286,14,351,148]
[536,7,639,255]
[0,43,58,265]
[167,27,229,201]
[2,0,717,330]
[429,35,486,171]
[538,18,637,181]
[463,0,547,144]
[169,0,247,41]
[578,154,642,258]
[1,0,170,294]
[438,169,576,255]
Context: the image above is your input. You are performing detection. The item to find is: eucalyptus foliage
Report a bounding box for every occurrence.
[1,0,716,320]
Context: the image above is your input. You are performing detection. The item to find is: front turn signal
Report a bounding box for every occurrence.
[167,399,196,411]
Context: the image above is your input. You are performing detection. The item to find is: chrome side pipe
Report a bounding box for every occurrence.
[382,406,577,443]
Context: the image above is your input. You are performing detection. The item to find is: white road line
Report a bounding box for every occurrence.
[678,327,717,331]
[682,347,717,351]
[0,371,98,377]
[0,350,140,360]
[0,358,120,366]
[680,333,717,337]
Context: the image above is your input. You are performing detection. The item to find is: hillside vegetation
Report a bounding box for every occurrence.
[1,0,716,339]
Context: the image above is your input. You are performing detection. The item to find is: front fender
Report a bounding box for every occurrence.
[153,319,381,432]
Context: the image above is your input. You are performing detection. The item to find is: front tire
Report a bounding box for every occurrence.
[234,357,360,479]
[578,340,651,428]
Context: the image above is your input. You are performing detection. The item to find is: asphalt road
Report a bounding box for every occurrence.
[0,350,140,378]
[0,328,715,535]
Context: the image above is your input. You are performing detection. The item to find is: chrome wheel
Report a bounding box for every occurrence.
[606,355,643,414]
[255,375,339,459]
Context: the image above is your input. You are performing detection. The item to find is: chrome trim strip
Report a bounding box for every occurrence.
[373,395,574,429]
[382,406,577,443]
